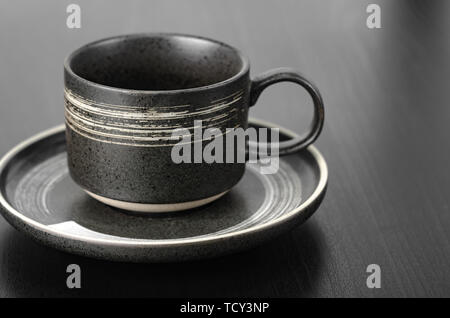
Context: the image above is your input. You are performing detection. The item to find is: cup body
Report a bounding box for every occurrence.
[64,33,251,208]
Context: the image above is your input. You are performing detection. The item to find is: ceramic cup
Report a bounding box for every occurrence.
[64,33,324,213]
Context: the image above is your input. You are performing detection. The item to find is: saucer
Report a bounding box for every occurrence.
[0,119,328,262]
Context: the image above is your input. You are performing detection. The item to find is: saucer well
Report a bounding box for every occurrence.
[0,119,328,262]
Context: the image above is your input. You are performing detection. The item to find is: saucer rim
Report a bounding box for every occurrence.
[0,118,328,248]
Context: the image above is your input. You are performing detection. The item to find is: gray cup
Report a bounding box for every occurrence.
[64,33,324,213]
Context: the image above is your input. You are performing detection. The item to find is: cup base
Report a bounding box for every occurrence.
[84,190,229,213]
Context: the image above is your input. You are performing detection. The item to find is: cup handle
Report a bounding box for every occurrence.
[249,67,325,156]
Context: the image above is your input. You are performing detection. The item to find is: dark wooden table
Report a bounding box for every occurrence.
[0,0,449,297]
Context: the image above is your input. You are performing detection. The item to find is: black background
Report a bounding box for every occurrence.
[0,0,449,297]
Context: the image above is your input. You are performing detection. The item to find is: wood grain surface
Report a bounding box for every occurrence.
[0,0,449,297]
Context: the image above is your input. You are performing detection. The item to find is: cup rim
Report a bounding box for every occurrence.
[64,32,250,95]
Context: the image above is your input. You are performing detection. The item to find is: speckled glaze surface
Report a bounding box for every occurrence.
[64,33,325,209]
[65,34,250,205]
[0,120,328,262]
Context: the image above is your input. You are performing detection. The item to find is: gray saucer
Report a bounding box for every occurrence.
[0,119,328,262]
